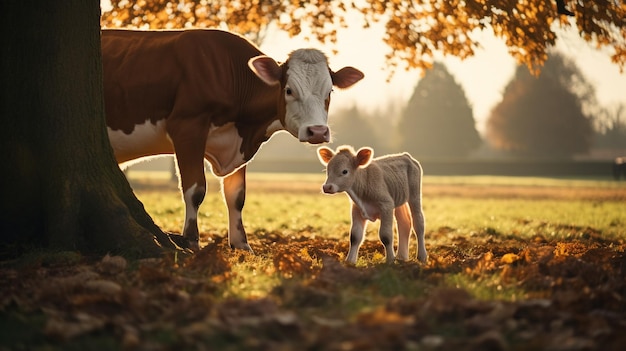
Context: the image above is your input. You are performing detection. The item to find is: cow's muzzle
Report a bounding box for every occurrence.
[305,125,330,144]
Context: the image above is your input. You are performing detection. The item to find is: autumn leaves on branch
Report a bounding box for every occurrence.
[102,1,624,75]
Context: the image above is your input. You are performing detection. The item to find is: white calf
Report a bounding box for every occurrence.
[317,146,427,264]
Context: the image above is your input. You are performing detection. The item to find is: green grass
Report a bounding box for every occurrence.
[132,173,626,243]
[423,174,622,188]
[444,272,523,301]
[124,173,626,313]
[425,197,626,239]
[3,174,626,350]
[128,173,626,305]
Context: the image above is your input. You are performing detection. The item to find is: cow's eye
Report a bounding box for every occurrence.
[342,169,348,175]
[285,87,292,95]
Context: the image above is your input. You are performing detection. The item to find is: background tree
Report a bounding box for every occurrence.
[0,1,175,256]
[102,0,626,75]
[329,106,380,151]
[485,53,594,158]
[397,62,482,159]
[252,106,382,165]
[102,0,348,46]
[594,104,626,149]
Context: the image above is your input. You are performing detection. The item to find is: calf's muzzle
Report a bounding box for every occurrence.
[322,183,336,194]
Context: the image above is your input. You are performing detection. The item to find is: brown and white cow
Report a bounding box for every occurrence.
[317,146,427,264]
[102,29,364,251]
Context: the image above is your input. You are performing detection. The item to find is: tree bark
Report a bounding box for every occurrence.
[0,1,176,257]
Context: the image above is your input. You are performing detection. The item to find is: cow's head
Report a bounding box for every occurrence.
[249,49,364,144]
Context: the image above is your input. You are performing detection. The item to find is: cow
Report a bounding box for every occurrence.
[102,29,364,251]
[317,146,427,265]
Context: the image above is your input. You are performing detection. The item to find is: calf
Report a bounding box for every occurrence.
[318,146,427,264]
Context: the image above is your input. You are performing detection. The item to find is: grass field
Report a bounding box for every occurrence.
[130,172,626,245]
[2,173,626,350]
[132,172,626,283]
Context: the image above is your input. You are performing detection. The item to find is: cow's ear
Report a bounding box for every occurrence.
[317,147,335,165]
[355,147,373,168]
[331,67,364,89]
[249,56,282,86]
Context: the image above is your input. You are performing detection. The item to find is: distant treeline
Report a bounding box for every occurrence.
[126,149,620,178]
[247,159,617,178]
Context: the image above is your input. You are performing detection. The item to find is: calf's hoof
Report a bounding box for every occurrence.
[396,253,410,262]
[344,257,358,266]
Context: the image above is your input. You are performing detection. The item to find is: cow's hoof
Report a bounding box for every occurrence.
[188,241,200,252]
[169,234,199,252]
[230,242,254,254]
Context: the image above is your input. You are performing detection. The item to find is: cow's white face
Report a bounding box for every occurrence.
[249,49,364,145]
[283,50,333,143]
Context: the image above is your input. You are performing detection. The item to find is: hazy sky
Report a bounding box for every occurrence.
[261,18,626,135]
[100,1,626,135]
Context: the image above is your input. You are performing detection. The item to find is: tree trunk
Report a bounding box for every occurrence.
[0,1,176,257]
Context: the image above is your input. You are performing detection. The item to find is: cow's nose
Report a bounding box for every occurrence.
[306,125,330,144]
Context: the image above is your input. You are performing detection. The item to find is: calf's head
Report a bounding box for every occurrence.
[249,49,364,144]
[317,146,373,194]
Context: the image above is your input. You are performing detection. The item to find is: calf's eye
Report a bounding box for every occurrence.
[285,88,292,95]
[342,169,348,175]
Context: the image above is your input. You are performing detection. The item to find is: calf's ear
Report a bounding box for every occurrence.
[331,67,364,89]
[317,147,335,165]
[249,56,282,86]
[356,147,373,168]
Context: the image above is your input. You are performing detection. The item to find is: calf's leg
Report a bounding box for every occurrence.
[347,204,367,265]
[394,203,412,261]
[222,166,253,252]
[409,199,427,263]
[379,209,396,264]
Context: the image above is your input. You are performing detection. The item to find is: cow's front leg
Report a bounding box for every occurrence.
[346,204,367,265]
[222,166,252,252]
[171,131,208,252]
[379,207,396,264]
[394,203,412,261]
[180,181,205,251]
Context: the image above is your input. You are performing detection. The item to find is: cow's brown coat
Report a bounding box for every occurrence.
[102,29,363,250]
